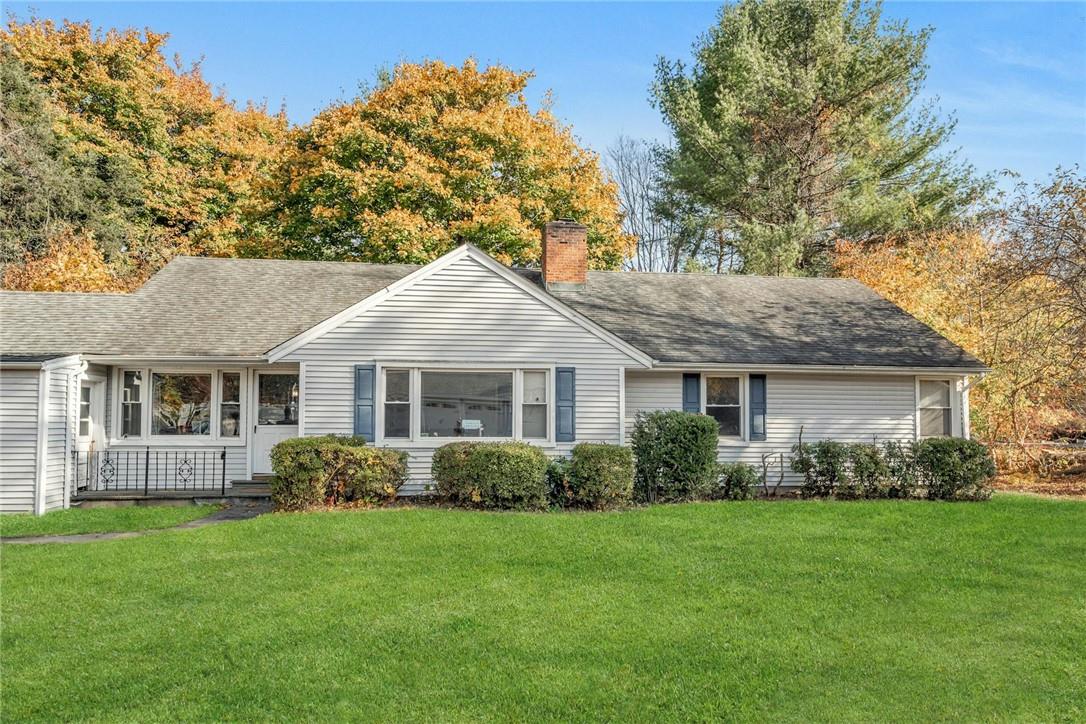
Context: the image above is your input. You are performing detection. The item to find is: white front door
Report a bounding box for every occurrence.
[252,372,300,475]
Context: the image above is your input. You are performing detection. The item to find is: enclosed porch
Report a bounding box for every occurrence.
[72,360,303,500]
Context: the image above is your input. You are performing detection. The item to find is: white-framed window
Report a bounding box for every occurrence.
[521,370,548,439]
[220,372,241,437]
[120,370,143,438]
[918,379,953,437]
[705,375,743,438]
[379,366,551,443]
[115,368,247,443]
[79,384,93,438]
[383,369,411,439]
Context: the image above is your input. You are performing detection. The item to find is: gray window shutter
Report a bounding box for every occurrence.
[682,373,701,413]
[555,367,576,442]
[749,374,767,441]
[354,364,375,441]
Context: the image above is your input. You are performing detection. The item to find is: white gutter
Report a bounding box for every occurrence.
[82,355,267,364]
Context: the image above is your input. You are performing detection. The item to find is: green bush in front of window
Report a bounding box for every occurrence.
[269,435,407,511]
[916,438,995,501]
[432,441,549,511]
[632,411,719,503]
[882,441,921,499]
[715,461,759,500]
[549,443,635,510]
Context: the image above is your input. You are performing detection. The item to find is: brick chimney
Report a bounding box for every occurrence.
[541,219,587,290]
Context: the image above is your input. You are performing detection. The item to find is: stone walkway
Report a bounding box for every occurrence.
[1,502,273,545]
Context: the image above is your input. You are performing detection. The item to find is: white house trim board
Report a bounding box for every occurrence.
[266,244,655,367]
[33,364,50,515]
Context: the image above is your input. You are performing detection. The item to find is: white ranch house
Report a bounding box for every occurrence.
[0,221,987,514]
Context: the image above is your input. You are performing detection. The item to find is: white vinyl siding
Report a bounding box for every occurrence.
[626,371,940,487]
[0,370,40,512]
[43,366,76,511]
[284,255,643,494]
[0,361,82,514]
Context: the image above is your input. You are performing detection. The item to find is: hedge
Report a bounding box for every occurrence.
[632,411,719,503]
[432,441,550,511]
[269,435,407,511]
[549,443,634,510]
[916,438,995,501]
[791,437,994,501]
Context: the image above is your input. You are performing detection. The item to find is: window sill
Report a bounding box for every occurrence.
[107,438,248,448]
[716,437,749,447]
[376,439,557,450]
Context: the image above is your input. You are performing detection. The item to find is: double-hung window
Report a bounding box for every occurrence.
[706,376,742,437]
[521,371,548,439]
[380,367,549,442]
[919,379,953,437]
[120,370,143,438]
[384,369,411,439]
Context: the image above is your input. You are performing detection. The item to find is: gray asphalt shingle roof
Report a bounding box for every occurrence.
[0,255,985,369]
[521,270,985,369]
[0,258,418,357]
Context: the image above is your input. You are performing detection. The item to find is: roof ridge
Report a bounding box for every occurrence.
[583,269,863,282]
[168,255,423,269]
[0,290,132,298]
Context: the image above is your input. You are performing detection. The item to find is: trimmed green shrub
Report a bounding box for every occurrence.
[792,439,849,498]
[270,435,407,511]
[716,461,759,500]
[842,443,889,500]
[551,443,634,510]
[432,441,549,511]
[916,438,995,501]
[883,441,920,499]
[632,411,719,502]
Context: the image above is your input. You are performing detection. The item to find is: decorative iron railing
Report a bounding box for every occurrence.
[72,448,228,495]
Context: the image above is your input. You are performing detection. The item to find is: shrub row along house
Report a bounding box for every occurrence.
[0,221,987,514]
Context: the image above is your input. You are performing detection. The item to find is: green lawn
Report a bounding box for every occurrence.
[2,496,1083,722]
[0,504,220,538]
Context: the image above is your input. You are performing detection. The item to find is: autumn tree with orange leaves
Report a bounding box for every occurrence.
[254,60,630,268]
[1,17,286,289]
[838,170,1086,442]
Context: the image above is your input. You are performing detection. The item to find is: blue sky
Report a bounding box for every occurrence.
[8,2,1085,186]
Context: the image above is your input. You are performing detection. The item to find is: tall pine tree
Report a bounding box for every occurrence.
[653,0,988,275]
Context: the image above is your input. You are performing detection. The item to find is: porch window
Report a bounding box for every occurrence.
[383,369,411,439]
[521,370,548,439]
[220,373,241,437]
[706,376,742,437]
[421,371,513,438]
[919,379,952,437]
[152,373,212,436]
[79,385,92,437]
[121,370,143,438]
